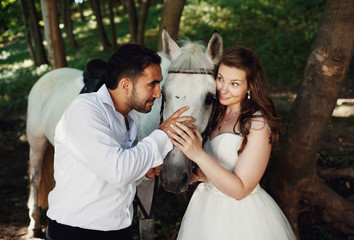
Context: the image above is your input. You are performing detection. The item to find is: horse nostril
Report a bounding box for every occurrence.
[181,185,188,192]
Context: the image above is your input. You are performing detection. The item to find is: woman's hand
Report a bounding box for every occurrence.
[168,122,204,161]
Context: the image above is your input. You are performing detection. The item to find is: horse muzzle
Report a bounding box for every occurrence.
[159,148,193,193]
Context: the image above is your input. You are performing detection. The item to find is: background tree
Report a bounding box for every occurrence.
[61,0,78,47]
[91,0,112,51]
[136,0,151,46]
[125,0,138,43]
[108,0,118,49]
[267,0,354,238]
[123,0,152,45]
[19,0,38,66]
[157,0,186,51]
[40,0,67,68]
[27,0,48,65]
[77,0,85,21]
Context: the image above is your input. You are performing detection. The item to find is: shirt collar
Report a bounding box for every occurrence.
[97,84,138,123]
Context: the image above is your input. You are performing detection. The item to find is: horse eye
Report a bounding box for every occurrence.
[205,93,215,105]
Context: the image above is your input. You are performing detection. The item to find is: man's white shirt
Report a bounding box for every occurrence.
[47,84,172,231]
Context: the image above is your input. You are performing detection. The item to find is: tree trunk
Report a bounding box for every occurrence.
[40,0,67,69]
[27,0,48,65]
[77,0,85,21]
[61,0,78,47]
[268,0,354,238]
[126,0,138,43]
[100,0,106,18]
[120,0,127,14]
[137,0,151,46]
[91,0,112,51]
[19,0,38,66]
[108,0,117,50]
[157,0,186,51]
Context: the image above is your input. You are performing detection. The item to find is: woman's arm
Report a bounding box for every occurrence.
[168,122,271,200]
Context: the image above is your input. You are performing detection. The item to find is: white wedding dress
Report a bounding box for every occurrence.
[177,133,296,240]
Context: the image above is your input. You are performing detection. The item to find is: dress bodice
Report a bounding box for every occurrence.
[205,133,243,172]
[203,133,261,195]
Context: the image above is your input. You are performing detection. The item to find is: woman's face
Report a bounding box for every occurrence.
[216,63,248,109]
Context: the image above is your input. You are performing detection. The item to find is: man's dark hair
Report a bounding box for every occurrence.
[105,44,161,90]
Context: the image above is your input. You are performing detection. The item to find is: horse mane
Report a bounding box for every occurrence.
[168,40,214,72]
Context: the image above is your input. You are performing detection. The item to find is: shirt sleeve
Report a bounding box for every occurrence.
[55,97,172,188]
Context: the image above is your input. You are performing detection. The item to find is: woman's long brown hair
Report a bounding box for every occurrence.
[211,46,279,154]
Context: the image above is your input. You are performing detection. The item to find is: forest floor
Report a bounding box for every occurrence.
[0,89,353,240]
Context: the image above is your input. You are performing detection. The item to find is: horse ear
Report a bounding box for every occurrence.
[162,27,181,61]
[206,30,223,65]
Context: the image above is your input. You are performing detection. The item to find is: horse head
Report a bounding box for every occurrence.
[159,28,223,193]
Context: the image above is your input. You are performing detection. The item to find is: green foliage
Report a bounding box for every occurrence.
[0,0,332,164]
[0,36,42,122]
[180,0,325,92]
[0,67,38,120]
[1,0,327,95]
[313,225,335,240]
[318,150,354,170]
[0,0,22,34]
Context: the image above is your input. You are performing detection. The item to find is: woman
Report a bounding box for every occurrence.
[168,46,296,240]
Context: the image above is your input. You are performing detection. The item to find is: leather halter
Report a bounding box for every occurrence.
[139,68,216,220]
[168,68,214,76]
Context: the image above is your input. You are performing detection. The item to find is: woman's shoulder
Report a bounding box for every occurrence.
[250,111,270,132]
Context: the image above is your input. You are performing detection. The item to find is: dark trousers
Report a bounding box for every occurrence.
[45,219,133,240]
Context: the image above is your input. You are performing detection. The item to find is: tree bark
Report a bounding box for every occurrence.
[27,0,48,65]
[40,0,67,69]
[61,0,78,47]
[137,0,151,46]
[268,0,354,238]
[91,0,112,51]
[100,0,106,18]
[19,0,38,66]
[157,0,186,51]
[109,0,117,49]
[120,0,127,14]
[126,0,138,43]
[78,1,85,21]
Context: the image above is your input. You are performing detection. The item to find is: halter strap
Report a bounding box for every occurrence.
[168,68,214,76]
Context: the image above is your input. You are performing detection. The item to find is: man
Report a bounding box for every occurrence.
[45,44,194,240]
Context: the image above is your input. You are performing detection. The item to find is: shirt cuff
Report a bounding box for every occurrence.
[148,129,173,167]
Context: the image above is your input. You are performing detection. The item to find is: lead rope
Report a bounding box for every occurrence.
[136,176,159,220]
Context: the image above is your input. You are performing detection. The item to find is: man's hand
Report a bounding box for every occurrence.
[158,106,196,135]
[190,168,206,184]
[145,165,162,179]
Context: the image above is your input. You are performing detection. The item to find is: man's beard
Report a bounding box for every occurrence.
[129,87,155,113]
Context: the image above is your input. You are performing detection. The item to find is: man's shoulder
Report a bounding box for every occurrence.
[67,92,104,113]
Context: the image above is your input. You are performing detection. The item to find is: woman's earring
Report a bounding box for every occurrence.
[247,91,251,99]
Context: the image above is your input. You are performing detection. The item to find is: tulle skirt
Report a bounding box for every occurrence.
[177,182,296,240]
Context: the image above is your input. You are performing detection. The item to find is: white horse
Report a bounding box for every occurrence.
[26,28,223,238]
